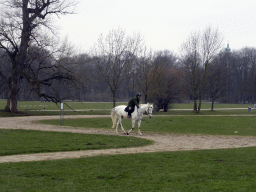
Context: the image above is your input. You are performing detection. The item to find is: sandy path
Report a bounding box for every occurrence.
[1,115,256,163]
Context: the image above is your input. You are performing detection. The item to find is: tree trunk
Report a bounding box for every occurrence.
[211,99,214,111]
[4,4,31,112]
[9,68,20,112]
[4,97,11,112]
[5,63,26,113]
[193,97,198,113]
[4,64,21,112]
[198,96,202,113]
[112,91,116,108]
[144,94,148,103]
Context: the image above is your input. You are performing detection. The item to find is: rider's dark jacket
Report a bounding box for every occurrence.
[128,97,140,108]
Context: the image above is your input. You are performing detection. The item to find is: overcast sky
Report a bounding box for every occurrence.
[57,0,256,53]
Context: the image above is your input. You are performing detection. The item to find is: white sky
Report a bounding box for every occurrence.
[57,0,256,54]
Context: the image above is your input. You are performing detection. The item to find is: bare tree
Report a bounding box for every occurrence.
[93,28,143,107]
[0,0,78,112]
[206,52,228,110]
[25,40,77,102]
[180,26,223,113]
[180,31,201,112]
[242,48,256,103]
[134,48,154,103]
[0,49,11,97]
[150,67,182,111]
[148,51,181,111]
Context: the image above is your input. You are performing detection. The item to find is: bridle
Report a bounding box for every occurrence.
[147,105,153,117]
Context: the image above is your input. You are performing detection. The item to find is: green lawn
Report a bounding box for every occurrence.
[38,115,256,136]
[1,147,256,191]
[0,129,152,156]
[0,99,253,111]
[10,100,126,110]
[172,102,253,109]
[0,100,255,117]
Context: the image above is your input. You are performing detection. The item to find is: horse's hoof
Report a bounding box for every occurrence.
[127,133,129,135]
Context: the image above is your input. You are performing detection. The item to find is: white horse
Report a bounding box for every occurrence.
[111,103,154,135]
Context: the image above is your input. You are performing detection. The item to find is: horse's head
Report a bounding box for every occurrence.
[146,103,153,118]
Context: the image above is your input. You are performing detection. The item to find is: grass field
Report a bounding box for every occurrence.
[1,99,255,117]
[38,115,256,136]
[1,147,256,191]
[172,102,253,109]
[0,129,152,156]
[1,101,256,191]
[0,100,127,111]
[0,99,253,111]
[0,100,124,117]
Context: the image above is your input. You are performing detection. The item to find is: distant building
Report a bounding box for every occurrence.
[225,43,231,52]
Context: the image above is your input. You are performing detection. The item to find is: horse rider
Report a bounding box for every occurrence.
[126,93,141,118]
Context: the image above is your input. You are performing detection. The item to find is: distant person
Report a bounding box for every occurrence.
[125,93,141,118]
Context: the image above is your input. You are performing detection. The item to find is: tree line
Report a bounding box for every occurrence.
[1,1,256,113]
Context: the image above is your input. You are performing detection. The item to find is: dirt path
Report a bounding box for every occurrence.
[1,115,256,163]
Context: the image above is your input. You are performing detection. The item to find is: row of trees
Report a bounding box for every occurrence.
[55,28,256,112]
[1,1,256,113]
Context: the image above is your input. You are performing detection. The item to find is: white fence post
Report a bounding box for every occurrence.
[60,102,64,125]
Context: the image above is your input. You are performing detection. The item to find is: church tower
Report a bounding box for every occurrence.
[225,43,231,52]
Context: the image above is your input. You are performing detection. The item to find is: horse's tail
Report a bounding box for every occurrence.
[111,107,117,128]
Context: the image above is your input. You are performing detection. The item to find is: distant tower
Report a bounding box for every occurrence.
[225,43,231,52]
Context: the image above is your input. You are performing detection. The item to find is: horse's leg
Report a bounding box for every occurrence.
[116,117,126,134]
[128,120,135,135]
[138,120,142,135]
[120,118,127,134]
[116,117,122,133]
[115,118,120,133]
